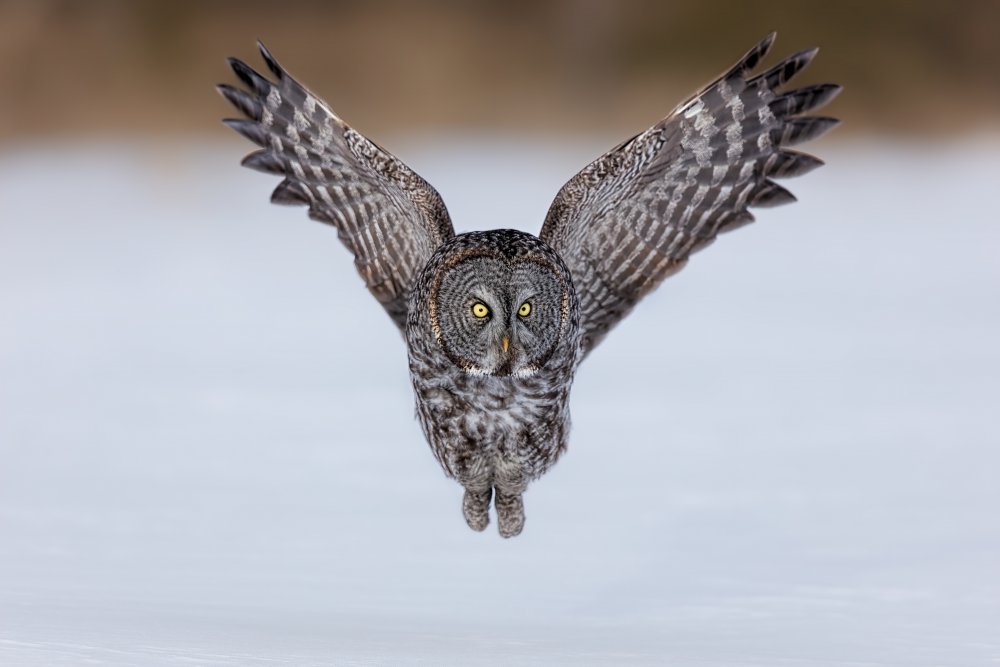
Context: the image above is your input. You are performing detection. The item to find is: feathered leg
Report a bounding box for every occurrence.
[462,486,492,532]
[494,490,525,538]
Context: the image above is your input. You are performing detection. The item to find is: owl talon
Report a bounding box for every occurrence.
[494,490,525,538]
[462,487,492,532]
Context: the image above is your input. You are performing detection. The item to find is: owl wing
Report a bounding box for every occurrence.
[540,33,840,354]
[218,42,454,330]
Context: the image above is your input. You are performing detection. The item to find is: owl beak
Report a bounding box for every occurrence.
[502,336,510,353]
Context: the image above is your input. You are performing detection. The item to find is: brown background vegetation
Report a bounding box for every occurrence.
[1,0,998,142]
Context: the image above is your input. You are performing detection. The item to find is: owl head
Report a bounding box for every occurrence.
[423,230,575,378]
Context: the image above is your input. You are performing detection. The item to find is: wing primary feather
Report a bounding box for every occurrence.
[732,32,776,76]
[752,47,819,90]
[222,118,268,147]
[719,210,756,233]
[240,149,285,174]
[779,116,841,146]
[764,150,825,178]
[770,84,843,117]
[271,179,311,206]
[216,84,262,121]
[749,180,797,208]
[257,41,286,81]
[227,57,271,96]
[306,206,338,227]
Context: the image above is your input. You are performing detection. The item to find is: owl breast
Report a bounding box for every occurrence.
[407,347,576,486]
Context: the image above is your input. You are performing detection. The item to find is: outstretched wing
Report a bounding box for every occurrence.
[540,33,840,354]
[218,42,454,329]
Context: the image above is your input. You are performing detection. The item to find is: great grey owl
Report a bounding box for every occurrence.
[218,33,840,537]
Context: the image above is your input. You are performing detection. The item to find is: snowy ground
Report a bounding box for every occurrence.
[1,136,998,665]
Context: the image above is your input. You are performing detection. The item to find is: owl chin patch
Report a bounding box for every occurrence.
[458,363,539,379]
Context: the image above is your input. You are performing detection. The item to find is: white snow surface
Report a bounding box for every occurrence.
[1,137,998,665]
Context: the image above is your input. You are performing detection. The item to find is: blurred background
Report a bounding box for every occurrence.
[2,1,999,665]
[1,0,998,141]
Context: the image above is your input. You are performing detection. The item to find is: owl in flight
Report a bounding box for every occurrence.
[219,33,839,537]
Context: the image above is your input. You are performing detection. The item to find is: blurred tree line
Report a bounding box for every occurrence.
[0,0,997,140]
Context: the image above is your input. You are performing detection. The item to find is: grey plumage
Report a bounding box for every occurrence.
[218,43,453,328]
[404,230,581,536]
[219,33,840,537]
[540,33,841,352]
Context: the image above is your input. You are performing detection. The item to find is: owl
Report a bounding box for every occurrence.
[218,33,840,537]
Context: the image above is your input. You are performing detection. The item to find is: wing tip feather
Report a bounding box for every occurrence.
[271,179,311,206]
[768,83,843,122]
[751,180,798,208]
[736,32,777,74]
[256,40,285,80]
[240,149,284,174]
[785,116,841,145]
[766,150,825,179]
[222,118,267,146]
[227,56,271,94]
[216,83,262,120]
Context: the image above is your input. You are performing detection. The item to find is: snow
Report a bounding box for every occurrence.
[1,136,999,665]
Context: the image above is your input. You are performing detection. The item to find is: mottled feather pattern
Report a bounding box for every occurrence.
[541,33,841,352]
[218,42,454,329]
[405,230,582,536]
[220,34,838,537]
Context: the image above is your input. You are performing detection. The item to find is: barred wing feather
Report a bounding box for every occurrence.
[540,33,841,353]
[218,42,454,329]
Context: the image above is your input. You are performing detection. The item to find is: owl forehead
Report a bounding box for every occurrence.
[440,253,557,291]
[436,229,562,262]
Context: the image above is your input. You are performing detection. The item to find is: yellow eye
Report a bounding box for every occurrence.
[518,302,532,317]
[472,303,490,318]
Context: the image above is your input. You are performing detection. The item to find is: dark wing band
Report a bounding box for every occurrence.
[218,42,454,329]
[540,33,841,353]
